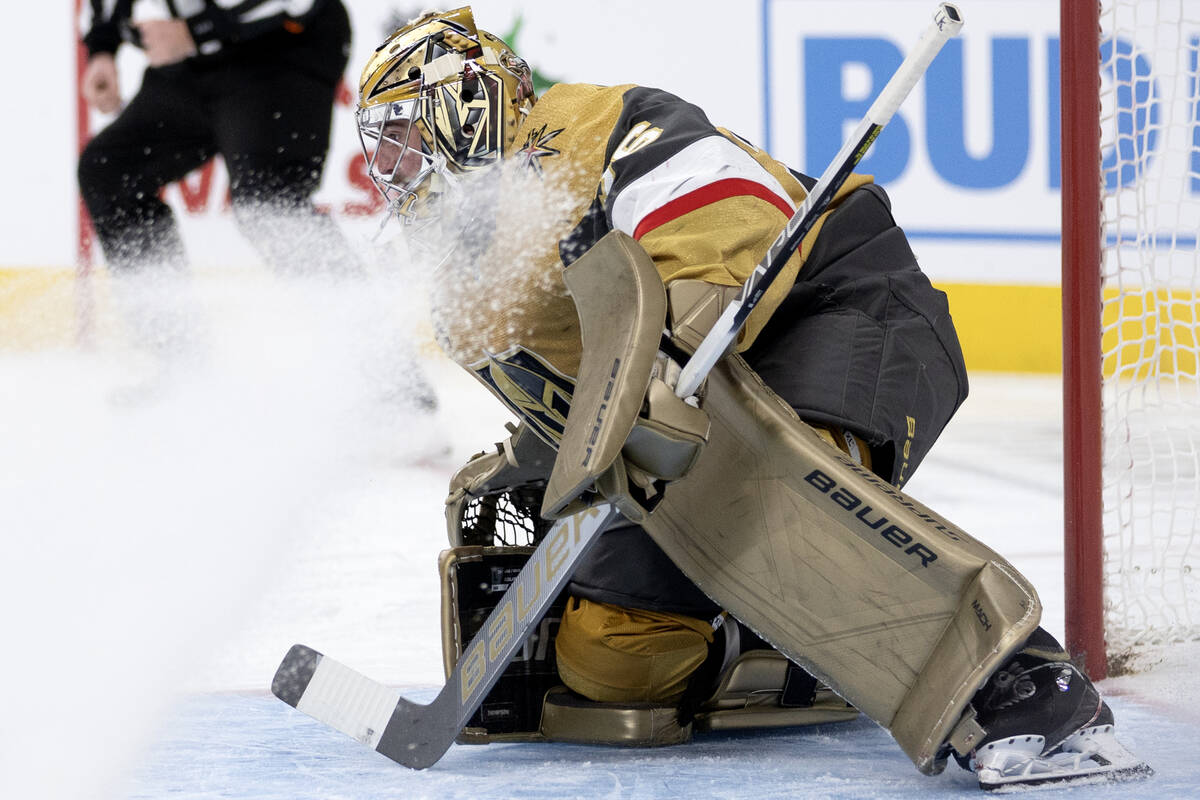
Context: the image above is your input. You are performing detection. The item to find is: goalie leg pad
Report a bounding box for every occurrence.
[539,687,693,747]
[641,355,1041,774]
[694,648,859,732]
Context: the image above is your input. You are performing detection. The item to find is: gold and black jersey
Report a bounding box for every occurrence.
[432,83,966,491]
[435,85,861,441]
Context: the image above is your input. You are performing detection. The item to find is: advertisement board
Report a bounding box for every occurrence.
[8,1,1198,368]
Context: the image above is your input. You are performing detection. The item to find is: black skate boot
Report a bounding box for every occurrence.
[960,630,1152,790]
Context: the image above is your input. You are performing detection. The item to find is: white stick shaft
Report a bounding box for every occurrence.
[674,3,963,399]
[867,3,964,125]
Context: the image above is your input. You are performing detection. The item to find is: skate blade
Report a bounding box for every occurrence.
[975,725,1153,792]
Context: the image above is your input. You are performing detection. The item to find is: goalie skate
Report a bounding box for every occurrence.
[964,649,1152,791]
[972,723,1153,791]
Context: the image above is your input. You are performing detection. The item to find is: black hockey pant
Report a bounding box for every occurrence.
[78,59,356,276]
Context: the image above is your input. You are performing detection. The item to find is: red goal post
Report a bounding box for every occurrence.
[1062,0,1200,680]
[1061,0,1105,679]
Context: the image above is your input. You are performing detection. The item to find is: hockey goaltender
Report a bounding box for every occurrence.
[273,6,1151,791]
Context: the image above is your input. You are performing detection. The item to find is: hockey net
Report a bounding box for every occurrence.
[457,484,552,548]
[1063,0,1200,678]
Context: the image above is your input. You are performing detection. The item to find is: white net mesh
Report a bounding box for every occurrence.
[1100,0,1200,657]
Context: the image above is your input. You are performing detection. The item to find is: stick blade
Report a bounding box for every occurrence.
[272,644,413,757]
[271,644,461,769]
[271,643,322,708]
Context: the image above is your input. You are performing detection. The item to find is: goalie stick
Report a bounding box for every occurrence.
[271,2,964,770]
[676,2,963,398]
[272,503,621,769]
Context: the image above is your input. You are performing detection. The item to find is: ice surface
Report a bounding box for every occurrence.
[0,273,1196,799]
[124,693,1192,800]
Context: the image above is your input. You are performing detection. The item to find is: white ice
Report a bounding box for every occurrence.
[0,273,1197,800]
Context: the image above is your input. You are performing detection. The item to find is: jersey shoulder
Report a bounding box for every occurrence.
[515,84,720,175]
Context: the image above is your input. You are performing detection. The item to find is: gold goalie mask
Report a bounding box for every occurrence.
[357,7,535,251]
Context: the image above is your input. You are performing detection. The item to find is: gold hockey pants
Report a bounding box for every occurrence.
[555,597,716,704]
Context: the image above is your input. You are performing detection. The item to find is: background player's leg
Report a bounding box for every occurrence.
[208,62,359,278]
[208,56,440,421]
[77,66,214,274]
[78,65,216,394]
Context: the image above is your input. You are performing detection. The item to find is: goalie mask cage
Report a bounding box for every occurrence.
[1062,0,1200,680]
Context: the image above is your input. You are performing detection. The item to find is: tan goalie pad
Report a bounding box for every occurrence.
[542,231,668,518]
[694,649,859,732]
[539,687,692,747]
[641,355,1041,773]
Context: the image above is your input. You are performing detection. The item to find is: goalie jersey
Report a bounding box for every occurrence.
[432,83,967,615]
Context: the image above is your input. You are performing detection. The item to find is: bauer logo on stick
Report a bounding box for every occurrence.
[458,505,605,704]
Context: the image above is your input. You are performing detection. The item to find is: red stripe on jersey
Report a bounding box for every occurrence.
[632,177,794,240]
